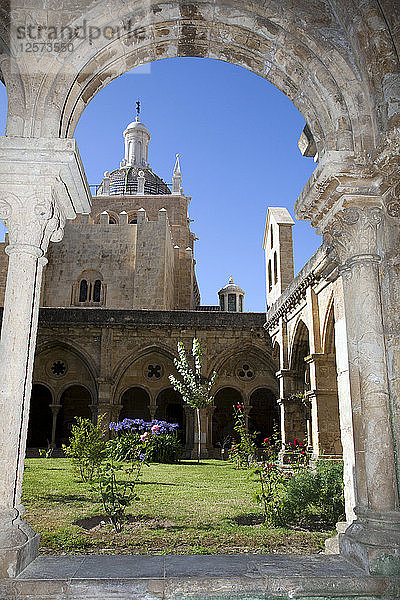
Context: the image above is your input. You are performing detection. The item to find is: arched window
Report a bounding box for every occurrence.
[268,260,272,292]
[79,279,88,302]
[93,279,102,302]
[239,295,243,312]
[273,251,278,284]
[220,295,225,311]
[75,272,104,306]
[109,216,117,224]
[270,224,274,248]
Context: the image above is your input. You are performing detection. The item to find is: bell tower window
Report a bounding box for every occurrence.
[79,280,88,302]
[74,271,105,306]
[93,280,102,303]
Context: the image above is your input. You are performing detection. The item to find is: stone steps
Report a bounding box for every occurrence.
[2,554,399,600]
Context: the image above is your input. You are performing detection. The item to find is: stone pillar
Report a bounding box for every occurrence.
[149,401,157,421]
[49,404,61,449]
[276,369,307,462]
[0,138,91,577]
[0,195,65,577]
[305,353,342,460]
[205,404,216,456]
[324,204,400,574]
[97,381,114,437]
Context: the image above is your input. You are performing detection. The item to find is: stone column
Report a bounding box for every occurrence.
[276,369,307,463]
[0,191,66,577]
[0,138,91,577]
[205,403,216,456]
[49,404,61,449]
[97,380,114,437]
[305,353,342,460]
[324,205,400,574]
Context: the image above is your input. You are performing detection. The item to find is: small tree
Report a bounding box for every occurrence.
[169,338,217,463]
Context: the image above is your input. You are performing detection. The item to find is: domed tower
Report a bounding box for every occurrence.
[97,114,171,196]
[53,108,200,310]
[218,277,245,312]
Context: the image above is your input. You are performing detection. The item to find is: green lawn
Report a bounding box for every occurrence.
[22,458,333,555]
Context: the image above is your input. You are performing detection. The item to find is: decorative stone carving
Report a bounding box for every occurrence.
[323,205,382,266]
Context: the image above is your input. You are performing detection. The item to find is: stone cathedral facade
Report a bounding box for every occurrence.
[0,116,280,458]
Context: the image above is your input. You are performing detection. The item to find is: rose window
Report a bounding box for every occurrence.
[146,364,163,379]
[237,364,255,380]
[50,360,67,377]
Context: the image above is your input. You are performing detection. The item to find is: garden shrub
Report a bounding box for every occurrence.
[280,460,345,527]
[63,415,107,482]
[108,418,182,464]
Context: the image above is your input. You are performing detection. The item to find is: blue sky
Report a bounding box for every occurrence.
[0,58,320,311]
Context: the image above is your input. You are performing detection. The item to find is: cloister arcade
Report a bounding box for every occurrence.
[0,0,398,587]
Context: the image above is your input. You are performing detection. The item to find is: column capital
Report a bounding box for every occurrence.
[0,137,91,254]
[295,147,400,230]
[323,204,383,267]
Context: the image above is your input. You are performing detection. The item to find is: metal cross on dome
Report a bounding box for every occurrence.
[136,100,140,118]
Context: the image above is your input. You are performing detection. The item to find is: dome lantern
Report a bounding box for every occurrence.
[218,276,245,312]
[121,116,151,168]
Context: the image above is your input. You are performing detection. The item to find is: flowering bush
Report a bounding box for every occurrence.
[63,415,107,482]
[283,438,309,468]
[252,431,344,528]
[108,419,182,464]
[229,404,258,469]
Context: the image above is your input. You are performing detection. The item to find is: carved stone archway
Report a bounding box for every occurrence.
[0,0,398,580]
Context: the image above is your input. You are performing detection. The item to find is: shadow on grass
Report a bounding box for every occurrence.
[73,514,176,531]
[40,494,98,503]
[178,460,230,467]
[231,513,264,526]
[138,481,178,486]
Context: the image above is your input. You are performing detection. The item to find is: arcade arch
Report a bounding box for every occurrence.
[0,0,398,577]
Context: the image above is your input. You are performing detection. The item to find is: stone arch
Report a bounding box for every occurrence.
[289,318,310,389]
[248,387,280,446]
[113,345,177,412]
[155,387,186,443]
[55,384,93,447]
[318,301,343,458]
[119,386,151,421]
[322,296,336,355]
[3,0,388,159]
[112,343,176,384]
[94,210,120,224]
[209,342,278,386]
[26,384,53,449]
[35,339,99,389]
[212,387,243,448]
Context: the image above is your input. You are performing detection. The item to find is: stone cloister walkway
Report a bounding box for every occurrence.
[2,554,399,599]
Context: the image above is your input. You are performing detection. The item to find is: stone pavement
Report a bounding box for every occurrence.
[1,554,399,599]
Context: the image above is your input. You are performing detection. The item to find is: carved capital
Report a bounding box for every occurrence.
[384,180,400,219]
[323,205,383,266]
[0,186,66,257]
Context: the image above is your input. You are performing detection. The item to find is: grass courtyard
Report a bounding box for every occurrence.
[22,458,334,555]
